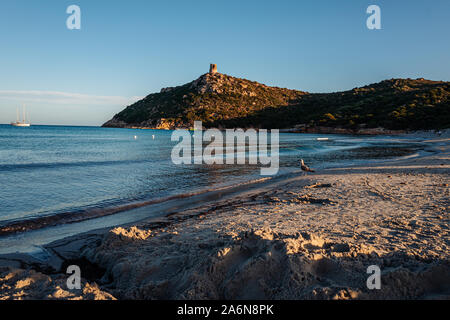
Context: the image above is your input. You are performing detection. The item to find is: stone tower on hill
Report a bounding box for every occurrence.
[209,63,218,74]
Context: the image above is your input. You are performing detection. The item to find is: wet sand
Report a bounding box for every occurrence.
[0,133,448,300]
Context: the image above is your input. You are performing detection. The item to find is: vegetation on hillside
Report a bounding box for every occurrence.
[103,74,449,131]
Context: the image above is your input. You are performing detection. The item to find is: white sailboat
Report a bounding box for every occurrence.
[11,105,31,127]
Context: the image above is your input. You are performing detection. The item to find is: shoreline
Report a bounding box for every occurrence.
[1,130,437,239]
[103,124,446,136]
[0,133,448,299]
[0,138,431,244]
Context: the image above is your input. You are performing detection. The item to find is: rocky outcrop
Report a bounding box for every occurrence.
[102,66,306,129]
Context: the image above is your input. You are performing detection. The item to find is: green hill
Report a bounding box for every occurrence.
[103,72,450,132]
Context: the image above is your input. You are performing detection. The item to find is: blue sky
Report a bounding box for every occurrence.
[0,0,449,125]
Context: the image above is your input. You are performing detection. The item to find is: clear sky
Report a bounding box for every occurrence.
[0,0,449,125]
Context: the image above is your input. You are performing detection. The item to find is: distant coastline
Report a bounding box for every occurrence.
[102,121,438,136]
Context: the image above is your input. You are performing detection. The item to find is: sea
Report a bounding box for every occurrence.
[0,124,426,253]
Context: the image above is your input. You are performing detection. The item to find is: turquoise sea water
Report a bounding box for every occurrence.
[0,124,422,228]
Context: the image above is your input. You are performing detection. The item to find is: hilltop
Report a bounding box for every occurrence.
[103,67,450,132]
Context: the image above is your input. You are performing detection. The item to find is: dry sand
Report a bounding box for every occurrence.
[0,135,448,300]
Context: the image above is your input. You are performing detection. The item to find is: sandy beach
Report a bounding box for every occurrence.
[0,133,448,300]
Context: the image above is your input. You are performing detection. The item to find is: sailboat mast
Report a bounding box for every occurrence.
[23,105,26,123]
